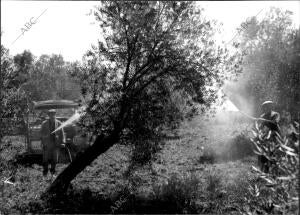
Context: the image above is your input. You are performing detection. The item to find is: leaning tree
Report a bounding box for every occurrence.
[47,1,242,194]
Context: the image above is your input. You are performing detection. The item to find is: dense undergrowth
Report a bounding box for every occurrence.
[1,117,298,214]
[15,171,258,214]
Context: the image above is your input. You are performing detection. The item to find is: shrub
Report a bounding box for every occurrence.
[197,130,254,164]
[222,172,259,213]
[151,173,200,213]
[206,172,223,198]
[126,138,164,177]
[130,140,162,167]
[196,172,230,214]
[22,187,113,214]
[222,131,254,161]
[198,145,216,164]
[246,122,299,214]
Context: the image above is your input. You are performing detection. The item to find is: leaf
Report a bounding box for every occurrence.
[285,150,298,157]
[274,131,281,139]
[251,166,263,173]
[253,150,262,155]
[260,177,275,185]
[280,144,295,152]
[251,130,258,138]
[266,131,271,139]
[277,176,293,180]
[252,142,262,153]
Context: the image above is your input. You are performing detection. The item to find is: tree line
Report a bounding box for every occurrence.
[225,7,299,119]
[0,45,81,139]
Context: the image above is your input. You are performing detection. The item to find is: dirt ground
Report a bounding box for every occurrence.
[0,115,257,213]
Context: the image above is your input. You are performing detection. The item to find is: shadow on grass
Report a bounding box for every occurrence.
[20,173,202,214]
[22,188,113,214]
[20,187,200,214]
[20,172,250,214]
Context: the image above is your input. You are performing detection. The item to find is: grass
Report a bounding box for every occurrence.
[1,114,264,214]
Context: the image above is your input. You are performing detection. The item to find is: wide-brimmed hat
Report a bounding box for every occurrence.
[47,109,56,113]
[261,101,274,107]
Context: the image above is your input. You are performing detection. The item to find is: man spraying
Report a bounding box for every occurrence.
[259,101,281,135]
[40,109,65,176]
[257,101,280,173]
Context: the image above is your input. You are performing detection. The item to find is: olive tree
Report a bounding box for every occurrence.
[47,1,242,194]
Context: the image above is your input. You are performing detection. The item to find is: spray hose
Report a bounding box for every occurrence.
[237,110,278,125]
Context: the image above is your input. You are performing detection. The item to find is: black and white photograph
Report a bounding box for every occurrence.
[1,0,299,214]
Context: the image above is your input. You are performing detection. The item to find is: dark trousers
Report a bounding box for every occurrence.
[43,161,56,175]
[43,147,58,175]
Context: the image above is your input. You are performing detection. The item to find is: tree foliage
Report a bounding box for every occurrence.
[0,45,29,140]
[47,1,242,193]
[0,45,81,141]
[76,1,242,139]
[228,8,300,117]
[74,1,242,164]
[25,54,81,101]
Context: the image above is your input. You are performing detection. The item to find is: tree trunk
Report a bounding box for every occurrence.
[45,96,129,196]
[45,129,121,195]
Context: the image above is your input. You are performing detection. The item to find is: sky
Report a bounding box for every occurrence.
[1,1,299,62]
